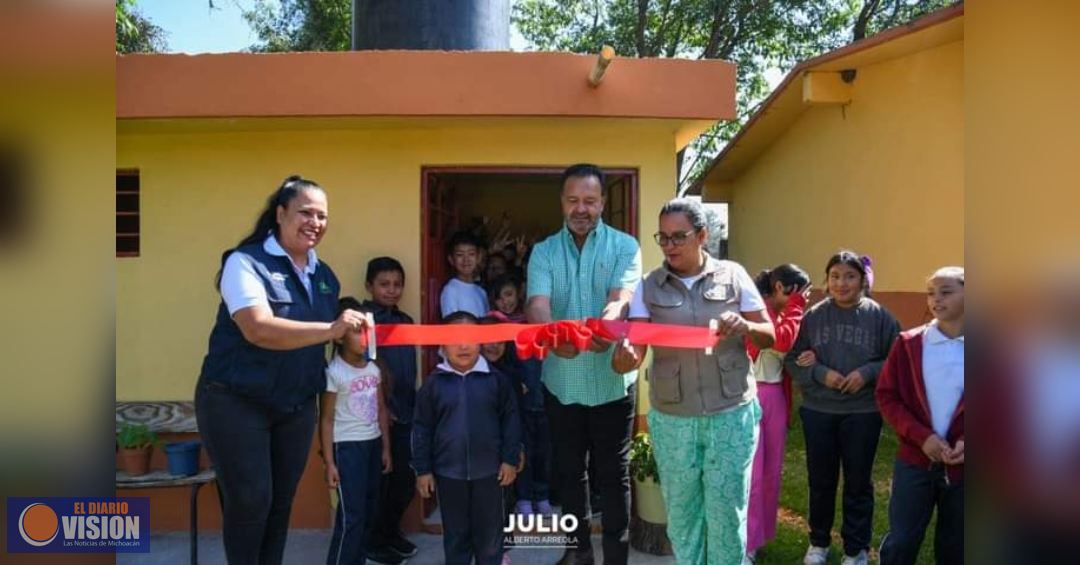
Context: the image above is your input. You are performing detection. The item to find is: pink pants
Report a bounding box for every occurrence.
[747,382,788,553]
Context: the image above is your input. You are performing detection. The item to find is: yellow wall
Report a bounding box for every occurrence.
[724,40,963,291]
[2,75,114,443]
[968,0,1080,289]
[116,117,679,401]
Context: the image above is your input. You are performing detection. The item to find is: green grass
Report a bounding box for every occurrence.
[753,396,936,564]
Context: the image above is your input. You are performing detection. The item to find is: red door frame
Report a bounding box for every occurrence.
[420,165,639,326]
[410,165,639,533]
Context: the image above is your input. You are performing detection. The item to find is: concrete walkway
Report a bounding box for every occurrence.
[117,529,676,564]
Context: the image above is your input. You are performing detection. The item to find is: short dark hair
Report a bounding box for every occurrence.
[443,310,479,324]
[446,230,484,256]
[366,256,405,284]
[560,163,606,197]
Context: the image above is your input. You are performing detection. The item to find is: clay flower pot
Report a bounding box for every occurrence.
[120,446,152,476]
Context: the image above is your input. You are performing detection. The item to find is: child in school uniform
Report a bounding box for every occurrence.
[479,312,549,517]
[321,297,392,565]
[412,311,523,565]
[876,266,965,565]
[483,278,553,517]
[362,256,419,564]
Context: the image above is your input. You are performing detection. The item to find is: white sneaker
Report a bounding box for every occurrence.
[803,545,829,565]
[840,550,868,565]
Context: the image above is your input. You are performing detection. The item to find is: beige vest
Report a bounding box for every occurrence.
[642,256,756,416]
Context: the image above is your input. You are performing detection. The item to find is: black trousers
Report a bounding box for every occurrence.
[372,422,416,547]
[879,459,964,565]
[195,380,316,565]
[800,407,882,556]
[435,475,505,565]
[515,410,552,502]
[545,384,636,565]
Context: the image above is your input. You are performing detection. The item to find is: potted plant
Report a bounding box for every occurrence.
[117,422,159,476]
[629,432,666,524]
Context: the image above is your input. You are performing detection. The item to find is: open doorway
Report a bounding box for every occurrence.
[420,165,638,343]
[411,166,638,532]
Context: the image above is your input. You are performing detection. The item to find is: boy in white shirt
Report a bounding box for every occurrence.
[440,231,490,318]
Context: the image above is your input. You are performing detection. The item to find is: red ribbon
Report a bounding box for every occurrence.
[373,319,721,361]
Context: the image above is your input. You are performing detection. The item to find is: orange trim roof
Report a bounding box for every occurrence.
[689,3,963,194]
[117,50,735,121]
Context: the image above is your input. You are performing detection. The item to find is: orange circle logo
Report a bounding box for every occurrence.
[18,503,59,547]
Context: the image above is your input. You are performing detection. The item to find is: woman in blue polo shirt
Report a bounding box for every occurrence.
[195,175,370,565]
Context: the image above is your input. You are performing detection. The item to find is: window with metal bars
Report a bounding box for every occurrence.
[116,170,139,257]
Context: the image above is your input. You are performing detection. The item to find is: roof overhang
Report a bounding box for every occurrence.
[689,3,963,197]
[117,50,736,125]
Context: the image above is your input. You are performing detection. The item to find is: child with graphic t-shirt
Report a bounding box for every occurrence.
[321,297,392,565]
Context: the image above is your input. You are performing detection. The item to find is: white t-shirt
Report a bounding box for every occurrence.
[325,354,383,443]
[440,278,490,318]
[220,235,319,315]
[628,261,766,319]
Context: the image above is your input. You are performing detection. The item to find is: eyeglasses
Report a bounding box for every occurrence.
[653,231,693,247]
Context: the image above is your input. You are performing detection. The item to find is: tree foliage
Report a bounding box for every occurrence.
[243,0,352,52]
[514,0,957,193]
[236,0,958,189]
[853,0,955,41]
[115,0,167,54]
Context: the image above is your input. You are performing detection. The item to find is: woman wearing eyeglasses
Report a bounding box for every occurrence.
[612,198,774,565]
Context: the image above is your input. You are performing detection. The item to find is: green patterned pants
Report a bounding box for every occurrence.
[648,400,761,565]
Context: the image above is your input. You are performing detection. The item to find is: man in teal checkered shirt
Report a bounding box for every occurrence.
[526,163,641,565]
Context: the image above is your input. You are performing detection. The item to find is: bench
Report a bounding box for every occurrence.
[116,401,217,565]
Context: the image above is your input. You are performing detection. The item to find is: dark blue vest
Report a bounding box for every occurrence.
[199,242,340,411]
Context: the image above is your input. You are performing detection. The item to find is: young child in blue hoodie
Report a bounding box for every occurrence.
[362,257,419,564]
[482,287,552,517]
[412,311,522,565]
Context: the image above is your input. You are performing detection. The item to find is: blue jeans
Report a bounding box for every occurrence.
[326,439,383,565]
[879,459,963,565]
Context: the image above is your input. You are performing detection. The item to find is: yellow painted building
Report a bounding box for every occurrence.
[116,50,735,529]
[693,4,964,327]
